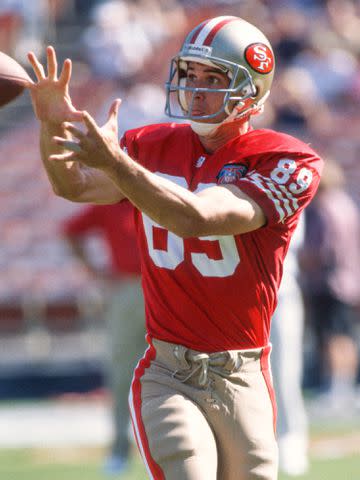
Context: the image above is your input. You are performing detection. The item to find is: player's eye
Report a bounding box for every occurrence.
[186,73,197,84]
[208,76,220,86]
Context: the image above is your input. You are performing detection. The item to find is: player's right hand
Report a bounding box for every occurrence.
[27,46,83,124]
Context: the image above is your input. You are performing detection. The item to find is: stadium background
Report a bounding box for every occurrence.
[0,0,359,478]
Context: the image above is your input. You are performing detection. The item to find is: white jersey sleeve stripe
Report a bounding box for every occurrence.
[265,180,294,217]
[241,170,304,221]
[279,185,300,212]
[243,173,286,221]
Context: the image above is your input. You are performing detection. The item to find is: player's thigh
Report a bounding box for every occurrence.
[212,371,278,480]
[134,390,218,480]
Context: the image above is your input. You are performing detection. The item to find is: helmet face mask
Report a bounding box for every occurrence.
[164,16,275,123]
[165,54,258,120]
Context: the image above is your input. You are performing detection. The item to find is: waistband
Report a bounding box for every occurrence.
[151,338,270,385]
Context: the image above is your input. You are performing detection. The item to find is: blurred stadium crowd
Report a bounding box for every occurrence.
[0,0,360,413]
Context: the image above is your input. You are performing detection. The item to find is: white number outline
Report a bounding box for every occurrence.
[141,174,240,277]
[270,158,313,194]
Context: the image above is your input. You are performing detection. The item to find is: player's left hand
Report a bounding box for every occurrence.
[50,98,122,171]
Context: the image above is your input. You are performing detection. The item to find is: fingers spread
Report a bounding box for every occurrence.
[68,109,86,122]
[52,135,82,152]
[27,52,46,80]
[62,141,82,153]
[49,151,78,162]
[104,98,121,130]
[109,98,122,119]
[66,103,86,122]
[63,122,85,140]
[46,46,58,80]
[58,58,72,87]
[81,111,99,133]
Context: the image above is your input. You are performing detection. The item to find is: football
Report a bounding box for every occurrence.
[0,51,32,107]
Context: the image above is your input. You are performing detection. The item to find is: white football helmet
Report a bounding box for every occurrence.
[165,16,275,125]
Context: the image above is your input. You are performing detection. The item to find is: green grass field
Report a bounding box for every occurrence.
[1,449,360,480]
[1,428,359,480]
[0,405,359,480]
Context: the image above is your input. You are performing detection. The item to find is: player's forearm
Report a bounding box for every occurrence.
[103,152,265,237]
[104,152,207,238]
[40,122,84,198]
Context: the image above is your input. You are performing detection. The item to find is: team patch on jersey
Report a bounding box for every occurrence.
[217,163,248,184]
[245,43,274,74]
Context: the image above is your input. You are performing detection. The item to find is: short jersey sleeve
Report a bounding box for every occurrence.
[231,154,323,225]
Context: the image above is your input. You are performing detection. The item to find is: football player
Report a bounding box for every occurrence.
[27,16,323,480]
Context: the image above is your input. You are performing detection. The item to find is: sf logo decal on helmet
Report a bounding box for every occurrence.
[245,43,274,74]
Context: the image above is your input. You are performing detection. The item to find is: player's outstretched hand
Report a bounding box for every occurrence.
[50,99,122,170]
[27,46,83,124]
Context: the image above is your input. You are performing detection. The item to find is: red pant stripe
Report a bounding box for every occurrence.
[129,339,165,480]
[260,344,278,435]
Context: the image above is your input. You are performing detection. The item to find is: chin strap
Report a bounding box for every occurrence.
[189,120,223,136]
[189,106,255,137]
[189,92,270,137]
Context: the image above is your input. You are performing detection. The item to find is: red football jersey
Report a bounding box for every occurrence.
[121,124,323,351]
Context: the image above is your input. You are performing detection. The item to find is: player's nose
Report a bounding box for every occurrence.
[193,87,206,100]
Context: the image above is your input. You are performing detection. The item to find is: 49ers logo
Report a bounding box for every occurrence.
[245,43,274,74]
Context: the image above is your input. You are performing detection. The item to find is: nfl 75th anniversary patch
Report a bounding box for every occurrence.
[217,163,248,184]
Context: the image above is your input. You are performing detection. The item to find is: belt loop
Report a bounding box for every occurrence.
[173,344,190,369]
[224,350,243,372]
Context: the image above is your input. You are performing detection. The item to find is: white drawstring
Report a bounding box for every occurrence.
[172,352,210,386]
[172,351,242,387]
